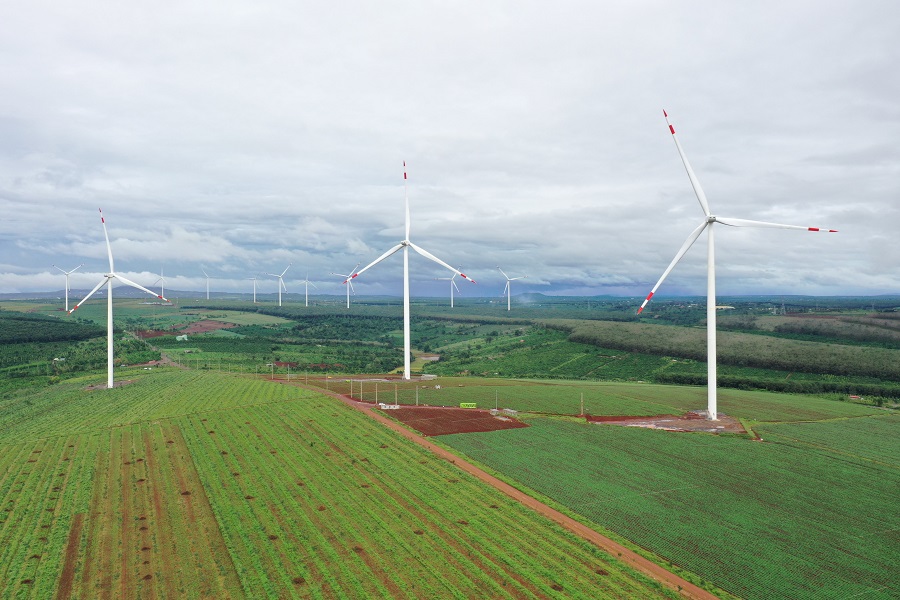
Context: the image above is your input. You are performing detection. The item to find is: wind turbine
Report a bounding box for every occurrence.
[637,110,837,421]
[249,276,259,303]
[297,272,318,307]
[153,268,167,301]
[265,263,291,307]
[68,209,168,389]
[435,271,461,308]
[53,263,83,312]
[331,264,359,309]
[201,268,211,300]
[498,267,527,311]
[347,162,475,379]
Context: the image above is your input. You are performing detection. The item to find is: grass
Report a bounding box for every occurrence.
[322,376,884,422]
[440,414,899,600]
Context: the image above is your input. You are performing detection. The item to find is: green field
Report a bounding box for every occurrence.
[0,370,680,598]
[322,377,885,422]
[1,297,898,598]
[440,413,899,600]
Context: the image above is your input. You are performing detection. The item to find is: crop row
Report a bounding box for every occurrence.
[0,433,97,598]
[0,370,312,445]
[178,395,677,598]
[551,318,900,382]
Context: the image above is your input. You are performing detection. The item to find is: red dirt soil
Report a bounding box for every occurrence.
[136,320,238,339]
[387,406,530,436]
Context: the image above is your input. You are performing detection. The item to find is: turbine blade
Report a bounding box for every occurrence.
[68,278,109,313]
[281,263,292,277]
[99,208,115,272]
[715,216,838,232]
[637,219,709,314]
[663,110,711,217]
[309,281,319,289]
[354,243,404,280]
[452,279,460,293]
[202,268,209,278]
[409,242,474,282]
[403,161,410,241]
[53,265,66,274]
[497,266,510,280]
[117,275,169,302]
[281,278,287,292]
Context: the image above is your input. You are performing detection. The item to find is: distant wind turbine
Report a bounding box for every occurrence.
[331,264,359,309]
[498,267,527,311]
[265,263,291,307]
[297,272,318,307]
[68,209,168,389]
[249,276,259,303]
[435,271,461,308]
[201,268,211,300]
[348,162,475,379]
[153,267,167,301]
[53,263,83,312]
[637,110,837,421]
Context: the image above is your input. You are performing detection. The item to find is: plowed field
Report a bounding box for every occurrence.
[386,406,529,436]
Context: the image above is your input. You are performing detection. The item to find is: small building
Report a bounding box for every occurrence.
[175,335,189,342]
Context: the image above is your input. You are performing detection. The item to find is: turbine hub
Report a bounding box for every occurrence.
[401,240,410,246]
[707,215,717,223]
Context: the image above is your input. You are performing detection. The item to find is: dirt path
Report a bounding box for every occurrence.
[54,513,85,600]
[311,387,719,600]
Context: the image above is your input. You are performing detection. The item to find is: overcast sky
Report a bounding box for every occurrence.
[1,1,897,301]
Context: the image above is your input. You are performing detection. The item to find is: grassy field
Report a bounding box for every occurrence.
[322,376,885,422]
[0,370,681,599]
[440,412,899,600]
[2,298,898,597]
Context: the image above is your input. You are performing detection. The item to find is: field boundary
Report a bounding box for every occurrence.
[313,385,720,600]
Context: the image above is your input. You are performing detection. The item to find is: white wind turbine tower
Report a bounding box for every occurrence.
[347,162,476,379]
[249,276,259,303]
[638,110,837,421]
[153,268,167,301]
[201,268,211,300]
[297,272,318,307]
[498,267,527,311]
[53,263,83,312]
[265,263,292,307]
[68,209,168,389]
[331,264,359,309]
[435,271,461,308]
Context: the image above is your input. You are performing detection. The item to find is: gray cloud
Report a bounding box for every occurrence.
[1,1,897,299]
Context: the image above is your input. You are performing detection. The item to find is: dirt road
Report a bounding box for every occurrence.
[316,387,719,600]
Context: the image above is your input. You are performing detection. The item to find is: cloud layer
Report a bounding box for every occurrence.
[1,1,897,299]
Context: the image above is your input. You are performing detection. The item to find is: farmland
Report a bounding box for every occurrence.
[440,412,899,600]
[1,297,898,597]
[0,369,683,598]
[321,376,885,422]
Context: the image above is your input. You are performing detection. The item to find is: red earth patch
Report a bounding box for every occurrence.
[385,407,529,436]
